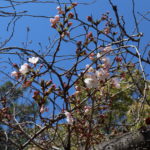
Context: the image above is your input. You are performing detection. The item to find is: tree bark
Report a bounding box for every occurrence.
[92,126,150,150]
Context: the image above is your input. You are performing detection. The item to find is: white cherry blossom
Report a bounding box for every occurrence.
[85,64,94,72]
[64,111,74,125]
[19,63,29,74]
[84,106,91,113]
[96,69,109,81]
[84,76,98,88]
[96,53,101,59]
[103,46,112,53]
[11,71,18,77]
[28,57,39,64]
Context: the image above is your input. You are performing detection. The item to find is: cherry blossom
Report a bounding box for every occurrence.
[56,6,64,14]
[103,46,112,53]
[40,105,45,113]
[84,75,98,89]
[85,64,94,72]
[68,12,74,19]
[11,71,18,77]
[96,69,109,81]
[54,15,60,22]
[19,63,30,74]
[84,106,91,113]
[68,22,73,27]
[96,53,101,59]
[56,6,61,11]
[28,57,39,64]
[50,15,60,26]
[89,53,95,60]
[64,111,74,125]
[22,80,32,88]
[101,57,111,69]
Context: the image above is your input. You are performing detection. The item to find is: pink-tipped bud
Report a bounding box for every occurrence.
[68,22,73,27]
[115,56,122,62]
[72,2,78,7]
[40,105,45,113]
[87,16,93,22]
[13,63,19,68]
[23,80,32,88]
[54,15,60,21]
[33,91,40,97]
[68,12,74,19]
[86,32,93,39]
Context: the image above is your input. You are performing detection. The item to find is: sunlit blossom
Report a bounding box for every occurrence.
[85,64,94,72]
[56,6,61,11]
[84,76,98,88]
[19,63,29,74]
[28,57,39,64]
[54,15,60,21]
[96,53,101,59]
[101,57,110,69]
[103,46,112,53]
[40,105,45,113]
[102,57,110,64]
[11,71,18,77]
[96,69,109,81]
[84,106,91,113]
[50,15,60,26]
[64,111,74,125]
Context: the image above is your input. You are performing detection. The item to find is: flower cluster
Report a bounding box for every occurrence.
[84,53,121,89]
[49,4,78,38]
[11,57,39,78]
[56,6,65,15]
[50,15,60,28]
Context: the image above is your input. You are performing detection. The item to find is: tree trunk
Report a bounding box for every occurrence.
[92,126,150,150]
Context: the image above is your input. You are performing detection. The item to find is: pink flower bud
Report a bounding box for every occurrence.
[89,56,94,60]
[54,15,60,21]
[65,31,70,38]
[89,53,95,57]
[11,71,18,77]
[104,28,110,34]
[13,63,19,68]
[33,91,40,97]
[87,16,93,22]
[50,18,55,24]
[22,80,32,88]
[115,56,122,62]
[86,32,93,39]
[72,2,78,7]
[68,22,73,27]
[68,12,74,18]
[58,10,65,15]
[40,105,45,113]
